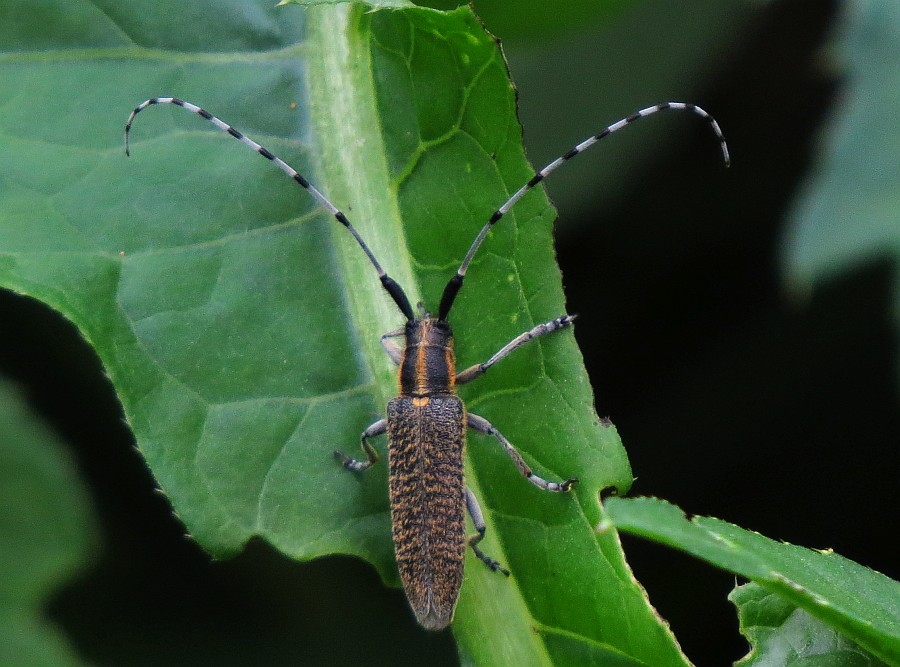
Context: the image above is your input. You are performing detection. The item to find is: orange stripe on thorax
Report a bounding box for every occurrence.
[414,341,430,394]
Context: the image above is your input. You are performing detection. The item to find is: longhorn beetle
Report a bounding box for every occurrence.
[125,97,729,630]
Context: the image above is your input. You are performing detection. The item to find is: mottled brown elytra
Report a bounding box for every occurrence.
[126,97,729,629]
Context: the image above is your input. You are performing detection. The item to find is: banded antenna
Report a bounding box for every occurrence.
[125,97,415,321]
[126,98,729,324]
[436,102,729,320]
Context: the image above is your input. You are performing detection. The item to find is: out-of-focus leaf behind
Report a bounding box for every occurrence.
[783,0,900,388]
[0,380,96,667]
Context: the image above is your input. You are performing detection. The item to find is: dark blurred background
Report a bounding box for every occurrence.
[1,1,896,665]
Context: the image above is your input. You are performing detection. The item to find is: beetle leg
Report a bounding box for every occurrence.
[334,418,386,472]
[380,328,405,366]
[467,413,578,492]
[465,487,509,576]
[455,315,576,385]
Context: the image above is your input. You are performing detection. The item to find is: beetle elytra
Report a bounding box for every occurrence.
[125,97,728,630]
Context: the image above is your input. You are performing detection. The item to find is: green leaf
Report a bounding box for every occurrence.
[731,582,888,667]
[603,497,900,666]
[279,0,414,8]
[0,0,697,662]
[417,0,634,41]
[782,0,900,386]
[0,380,96,667]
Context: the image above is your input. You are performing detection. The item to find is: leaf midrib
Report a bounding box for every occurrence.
[305,5,555,663]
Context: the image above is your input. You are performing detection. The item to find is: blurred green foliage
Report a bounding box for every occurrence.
[783,1,900,388]
[0,380,95,667]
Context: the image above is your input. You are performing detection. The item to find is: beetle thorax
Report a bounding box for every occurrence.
[398,318,456,397]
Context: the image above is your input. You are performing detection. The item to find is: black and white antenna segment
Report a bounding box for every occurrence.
[125,97,729,321]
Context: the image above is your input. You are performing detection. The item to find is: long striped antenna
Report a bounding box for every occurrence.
[125,97,415,321]
[436,101,730,321]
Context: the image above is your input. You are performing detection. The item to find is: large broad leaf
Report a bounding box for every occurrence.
[0,1,698,663]
[603,497,900,665]
[0,380,96,667]
[782,0,900,388]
